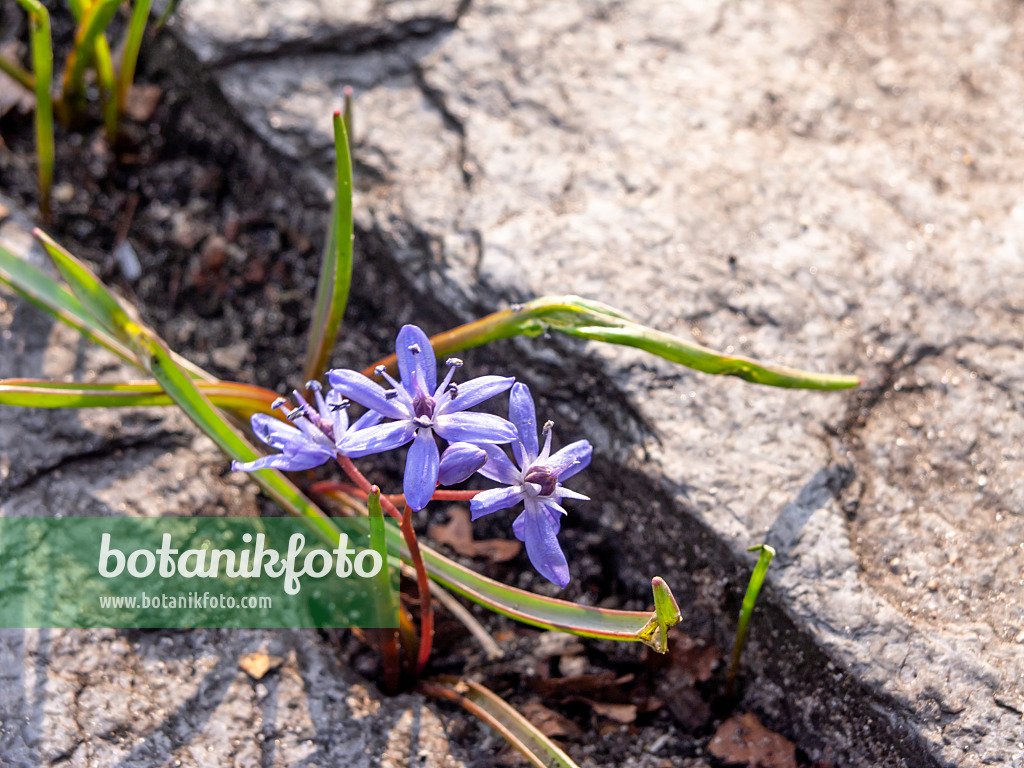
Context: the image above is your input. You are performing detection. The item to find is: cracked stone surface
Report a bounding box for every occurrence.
[0,203,469,768]
[154,0,1024,765]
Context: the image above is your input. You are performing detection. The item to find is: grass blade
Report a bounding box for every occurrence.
[414,541,680,652]
[29,229,213,380]
[422,678,581,768]
[319,491,683,651]
[727,544,775,692]
[0,53,35,91]
[92,33,118,141]
[118,0,152,112]
[303,110,354,383]
[14,0,53,218]
[0,240,139,365]
[61,0,121,112]
[0,378,281,417]
[365,295,860,390]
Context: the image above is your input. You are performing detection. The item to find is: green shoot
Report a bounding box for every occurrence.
[365,296,861,391]
[727,544,776,694]
[15,0,53,218]
[61,0,121,115]
[303,109,354,383]
[118,0,152,113]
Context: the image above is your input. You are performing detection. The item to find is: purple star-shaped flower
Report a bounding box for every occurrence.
[232,381,381,473]
[470,383,591,588]
[328,325,517,510]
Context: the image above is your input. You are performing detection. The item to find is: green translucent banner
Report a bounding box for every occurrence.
[0,516,398,629]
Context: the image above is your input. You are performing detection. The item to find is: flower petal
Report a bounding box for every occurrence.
[470,486,525,520]
[520,501,570,588]
[339,420,415,458]
[250,413,305,451]
[404,429,440,510]
[231,450,329,473]
[509,383,539,465]
[396,325,436,396]
[547,439,593,480]
[438,442,488,486]
[434,412,518,444]
[556,486,589,502]
[477,444,521,485]
[327,369,408,420]
[350,408,384,432]
[439,375,515,414]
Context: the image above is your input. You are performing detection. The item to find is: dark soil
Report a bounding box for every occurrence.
[0,10,829,768]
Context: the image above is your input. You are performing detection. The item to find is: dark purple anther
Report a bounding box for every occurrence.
[523,465,558,496]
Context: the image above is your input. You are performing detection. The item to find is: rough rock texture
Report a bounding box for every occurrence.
[158,1,1024,766]
[0,202,468,768]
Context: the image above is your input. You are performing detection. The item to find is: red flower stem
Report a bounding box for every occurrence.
[383,489,482,505]
[337,456,434,675]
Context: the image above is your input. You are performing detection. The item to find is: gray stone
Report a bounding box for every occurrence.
[161,0,1024,765]
[0,202,468,768]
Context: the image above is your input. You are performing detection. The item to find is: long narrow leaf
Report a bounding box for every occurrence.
[318,487,681,652]
[0,240,139,365]
[15,0,53,217]
[303,110,354,383]
[365,295,860,390]
[0,53,34,91]
[422,678,580,768]
[411,535,680,651]
[118,0,152,112]
[727,544,775,689]
[92,33,118,141]
[61,0,121,110]
[0,378,280,418]
[28,230,213,380]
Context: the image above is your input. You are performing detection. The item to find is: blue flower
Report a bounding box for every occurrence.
[328,325,517,510]
[232,381,381,473]
[470,383,591,588]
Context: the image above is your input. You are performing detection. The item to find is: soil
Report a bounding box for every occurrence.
[0,8,828,767]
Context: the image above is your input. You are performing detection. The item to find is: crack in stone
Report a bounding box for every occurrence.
[206,3,474,71]
[0,431,192,502]
[411,65,473,190]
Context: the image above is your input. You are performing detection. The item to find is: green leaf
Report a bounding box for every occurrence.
[422,678,581,768]
[303,110,354,383]
[366,489,399,629]
[118,0,153,112]
[0,240,139,365]
[365,295,860,391]
[29,229,212,380]
[14,0,53,217]
[0,378,281,418]
[727,544,776,688]
[92,32,118,141]
[317,490,682,650]
[61,0,121,110]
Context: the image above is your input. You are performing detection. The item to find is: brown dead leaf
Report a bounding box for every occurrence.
[532,672,634,699]
[429,507,522,562]
[708,712,797,768]
[519,699,584,738]
[239,652,284,680]
[585,700,638,724]
[125,84,163,122]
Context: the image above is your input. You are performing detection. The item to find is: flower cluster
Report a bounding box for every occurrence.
[234,325,591,587]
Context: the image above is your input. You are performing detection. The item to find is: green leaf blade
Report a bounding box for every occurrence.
[303,110,354,383]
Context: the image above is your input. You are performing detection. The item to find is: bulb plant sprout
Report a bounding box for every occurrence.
[1,0,157,218]
[0,97,859,766]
